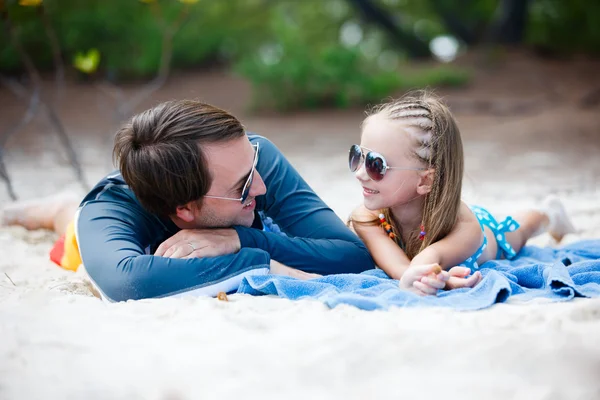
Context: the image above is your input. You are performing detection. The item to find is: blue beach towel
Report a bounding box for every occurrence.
[237,240,600,311]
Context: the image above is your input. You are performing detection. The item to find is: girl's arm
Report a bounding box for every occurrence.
[351,205,411,280]
[410,201,483,269]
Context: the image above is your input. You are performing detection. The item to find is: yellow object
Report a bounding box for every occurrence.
[19,0,43,6]
[73,49,100,74]
[49,221,82,272]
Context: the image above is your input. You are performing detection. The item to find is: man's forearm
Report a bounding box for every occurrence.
[235,226,374,274]
[83,248,271,301]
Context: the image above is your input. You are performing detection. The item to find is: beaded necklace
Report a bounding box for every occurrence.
[378,213,426,241]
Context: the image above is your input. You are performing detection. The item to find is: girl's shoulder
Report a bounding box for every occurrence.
[457,201,473,220]
[454,200,482,229]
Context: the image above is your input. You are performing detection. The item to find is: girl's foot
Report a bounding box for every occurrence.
[541,195,577,242]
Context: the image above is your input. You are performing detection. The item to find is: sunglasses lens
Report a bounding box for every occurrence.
[241,144,259,204]
[241,172,253,204]
[349,145,362,172]
[365,153,386,181]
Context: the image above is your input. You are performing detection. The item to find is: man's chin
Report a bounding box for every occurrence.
[238,215,255,228]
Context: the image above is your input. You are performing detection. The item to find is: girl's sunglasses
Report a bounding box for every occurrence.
[348,144,425,181]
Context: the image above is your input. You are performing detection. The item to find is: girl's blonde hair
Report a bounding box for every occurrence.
[353,90,464,259]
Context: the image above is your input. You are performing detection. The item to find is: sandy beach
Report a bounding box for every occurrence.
[1,57,600,399]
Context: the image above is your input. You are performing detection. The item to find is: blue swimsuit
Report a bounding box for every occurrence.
[458,205,521,272]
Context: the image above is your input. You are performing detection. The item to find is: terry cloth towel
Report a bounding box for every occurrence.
[237,240,600,311]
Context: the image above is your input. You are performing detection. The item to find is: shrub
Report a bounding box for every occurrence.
[235,1,469,111]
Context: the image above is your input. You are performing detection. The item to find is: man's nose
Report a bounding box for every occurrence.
[250,171,267,197]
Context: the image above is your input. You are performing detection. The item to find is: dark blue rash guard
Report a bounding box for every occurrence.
[75,135,375,301]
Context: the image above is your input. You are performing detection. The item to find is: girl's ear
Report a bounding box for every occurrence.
[416,168,434,195]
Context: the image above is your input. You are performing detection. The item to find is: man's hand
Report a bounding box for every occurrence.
[445,267,482,290]
[155,229,241,259]
[399,263,450,296]
[269,260,321,280]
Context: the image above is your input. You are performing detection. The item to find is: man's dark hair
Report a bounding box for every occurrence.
[113,100,245,216]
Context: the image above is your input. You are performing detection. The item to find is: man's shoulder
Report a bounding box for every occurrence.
[80,171,138,207]
[247,133,266,143]
[247,133,291,174]
[247,133,282,155]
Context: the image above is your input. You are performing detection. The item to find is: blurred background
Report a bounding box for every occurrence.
[0,0,599,224]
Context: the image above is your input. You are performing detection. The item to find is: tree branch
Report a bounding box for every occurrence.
[0,150,16,200]
[118,3,191,118]
[0,84,40,149]
[345,0,431,58]
[428,0,477,45]
[486,0,530,45]
[0,7,89,197]
[0,88,39,201]
[38,3,65,103]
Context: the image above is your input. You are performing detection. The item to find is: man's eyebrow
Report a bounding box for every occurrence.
[229,144,257,193]
[230,172,249,192]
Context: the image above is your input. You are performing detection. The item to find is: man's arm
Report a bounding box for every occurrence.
[234,136,375,275]
[76,199,271,302]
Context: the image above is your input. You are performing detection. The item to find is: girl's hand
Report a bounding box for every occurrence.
[445,267,482,290]
[399,263,450,296]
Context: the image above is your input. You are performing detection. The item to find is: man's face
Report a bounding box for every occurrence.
[191,136,266,228]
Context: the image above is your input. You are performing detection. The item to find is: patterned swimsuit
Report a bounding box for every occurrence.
[458,205,520,272]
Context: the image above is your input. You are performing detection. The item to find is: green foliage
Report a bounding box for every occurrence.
[527,0,600,55]
[237,45,396,111]
[236,38,468,111]
[0,0,266,78]
[377,0,600,54]
[2,0,599,77]
[4,0,598,112]
[0,2,52,71]
[73,48,100,74]
[235,1,468,111]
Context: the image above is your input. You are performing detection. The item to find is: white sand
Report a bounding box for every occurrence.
[1,225,600,400]
[2,107,600,399]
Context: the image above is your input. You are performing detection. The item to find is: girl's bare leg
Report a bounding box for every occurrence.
[1,192,80,236]
[479,196,576,263]
[503,210,549,254]
[504,195,576,254]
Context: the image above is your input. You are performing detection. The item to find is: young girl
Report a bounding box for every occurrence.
[349,91,576,295]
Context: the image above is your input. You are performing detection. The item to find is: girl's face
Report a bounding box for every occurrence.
[356,114,425,211]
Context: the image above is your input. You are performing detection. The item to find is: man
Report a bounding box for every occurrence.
[3,100,376,301]
[2,100,477,301]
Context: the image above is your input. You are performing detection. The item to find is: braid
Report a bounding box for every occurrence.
[371,91,463,260]
[379,98,437,258]
[417,101,439,254]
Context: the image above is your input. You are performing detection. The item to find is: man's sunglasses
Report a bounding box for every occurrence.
[348,144,425,181]
[205,142,259,204]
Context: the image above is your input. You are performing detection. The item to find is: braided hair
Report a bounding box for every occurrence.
[371,91,464,259]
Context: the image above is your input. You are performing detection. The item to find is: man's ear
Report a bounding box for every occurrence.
[416,168,434,196]
[174,201,198,223]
